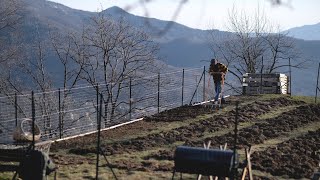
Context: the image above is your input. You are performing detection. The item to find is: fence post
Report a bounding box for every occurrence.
[315,62,320,103]
[260,56,264,94]
[182,69,184,106]
[158,72,160,114]
[96,93,103,180]
[31,91,35,150]
[203,66,206,102]
[58,88,62,139]
[289,58,292,96]
[96,83,99,125]
[15,93,17,127]
[129,78,132,120]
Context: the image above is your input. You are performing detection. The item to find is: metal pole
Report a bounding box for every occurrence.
[129,78,132,120]
[58,88,62,139]
[260,57,264,94]
[31,91,35,150]
[158,73,160,114]
[96,93,103,180]
[15,93,17,127]
[315,62,320,103]
[196,75,198,102]
[182,69,184,106]
[203,66,206,102]
[289,58,292,96]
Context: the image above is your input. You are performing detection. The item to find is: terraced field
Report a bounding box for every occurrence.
[2,95,319,179]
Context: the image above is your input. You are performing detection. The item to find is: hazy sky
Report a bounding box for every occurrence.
[49,0,320,31]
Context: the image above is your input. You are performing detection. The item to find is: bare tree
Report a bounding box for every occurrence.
[0,0,28,129]
[80,14,160,123]
[208,7,301,89]
[263,31,302,73]
[0,0,23,95]
[49,29,90,132]
[17,28,56,134]
[0,0,21,32]
[50,31,85,91]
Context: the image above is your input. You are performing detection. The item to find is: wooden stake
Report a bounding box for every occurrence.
[241,147,253,180]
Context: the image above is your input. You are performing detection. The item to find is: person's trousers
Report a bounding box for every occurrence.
[214,81,222,101]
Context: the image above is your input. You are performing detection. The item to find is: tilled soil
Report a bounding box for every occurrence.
[186,104,320,148]
[138,104,320,178]
[102,97,304,154]
[252,129,320,179]
[49,96,320,179]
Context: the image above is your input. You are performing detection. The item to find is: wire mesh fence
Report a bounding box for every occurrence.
[0,67,214,144]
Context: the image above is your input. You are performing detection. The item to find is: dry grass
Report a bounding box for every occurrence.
[1,94,317,179]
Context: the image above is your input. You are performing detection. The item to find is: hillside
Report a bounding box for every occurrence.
[15,95,316,179]
[2,1,320,96]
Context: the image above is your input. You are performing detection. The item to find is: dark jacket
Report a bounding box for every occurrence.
[209,62,228,82]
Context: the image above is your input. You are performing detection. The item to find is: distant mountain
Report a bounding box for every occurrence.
[285,22,320,40]
[23,0,93,32]
[102,6,232,67]
[101,6,232,43]
[3,2,320,96]
[290,39,320,95]
[159,38,212,67]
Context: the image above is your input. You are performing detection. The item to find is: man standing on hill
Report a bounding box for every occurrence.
[209,59,228,106]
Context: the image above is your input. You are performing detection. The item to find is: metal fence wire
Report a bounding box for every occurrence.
[0,67,213,144]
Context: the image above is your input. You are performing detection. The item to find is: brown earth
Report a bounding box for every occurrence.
[49,95,320,179]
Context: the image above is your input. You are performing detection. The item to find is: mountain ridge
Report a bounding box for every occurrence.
[101,6,232,43]
[3,2,320,96]
[285,22,320,40]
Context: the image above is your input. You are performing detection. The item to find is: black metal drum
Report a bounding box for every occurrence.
[174,146,238,177]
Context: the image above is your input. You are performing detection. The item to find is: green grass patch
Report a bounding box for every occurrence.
[251,94,285,101]
[257,105,300,120]
[0,173,15,180]
[291,95,317,104]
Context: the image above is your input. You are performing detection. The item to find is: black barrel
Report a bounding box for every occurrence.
[174,146,238,176]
